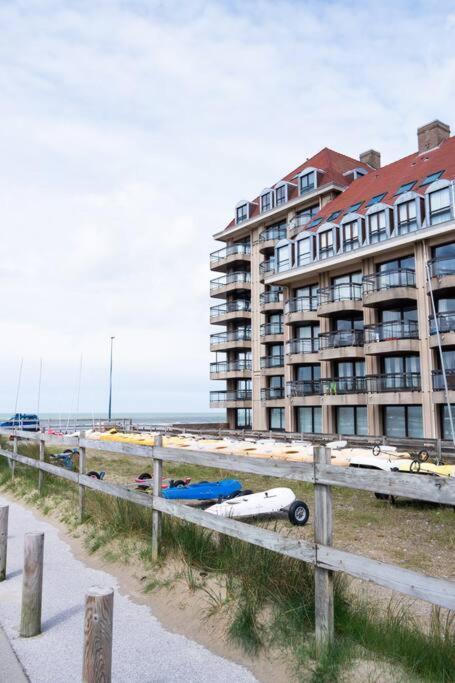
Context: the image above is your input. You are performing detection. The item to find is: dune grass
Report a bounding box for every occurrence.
[0,441,454,681]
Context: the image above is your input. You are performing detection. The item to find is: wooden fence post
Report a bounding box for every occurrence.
[314,446,334,655]
[151,433,163,561]
[38,432,45,493]
[20,532,44,637]
[82,586,114,683]
[0,505,8,581]
[79,431,86,523]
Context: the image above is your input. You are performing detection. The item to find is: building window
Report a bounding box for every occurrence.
[368,210,387,243]
[327,210,341,222]
[395,181,416,195]
[397,199,418,234]
[236,204,248,224]
[295,205,318,228]
[297,237,312,266]
[366,192,387,207]
[319,230,334,259]
[429,187,452,225]
[235,408,251,429]
[346,201,363,213]
[296,406,322,433]
[384,405,422,438]
[300,171,315,195]
[261,192,273,213]
[269,407,285,431]
[342,220,360,251]
[268,375,284,399]
[336,406,367,436]
[275,185,287,206]
[442,405,455,440]
[276,244,290,272]
[420,171,444,187]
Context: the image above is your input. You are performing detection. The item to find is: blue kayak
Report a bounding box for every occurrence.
[162,479,242,501]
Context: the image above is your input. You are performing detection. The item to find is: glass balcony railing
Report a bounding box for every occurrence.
[259,226,287,242]
[364,320,419,343]
[210,390,252,403]
[284,296,318,314]
[210,243,250,264]
[318,283,363,306]
[319,329,364,349]
[210,329,252,345]
[210,360,252,374]
[210,300,251,318]
[260,290,283,306]
[362,268,416,293]
[210,272,251,291]
[261,387,285,400]
[428,256,455,278]
[260,322,284,336]
[286,380,321,397]
[260,355,284,369]
[286,338,320,354]
[432,369,455,390]
[429,312,455,335]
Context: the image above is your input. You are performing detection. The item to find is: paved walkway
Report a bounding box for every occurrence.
[0,495,257,682]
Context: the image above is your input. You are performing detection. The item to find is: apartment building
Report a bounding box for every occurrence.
[210,120,455,441]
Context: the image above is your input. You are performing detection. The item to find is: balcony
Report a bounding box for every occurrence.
[287,379,321,397]
[319,329,364,360]
[260,321,284,343]
[286,338,320,363]
[367,372,421,392]
[210,272,251,298]
[259,258,276,281]
[210,243,251,272]
[259,226,287,252]
[322,376,367,394]
[261,387,285,401]
[427,256,455,292]
[210,300,251,324]
[432,370,455,402]
[210,328,251,351]
[284,296,318,324]
[260,290,283,312]
[363,269,416,307]
[210,390,252,408]
[210,359,252,380]
[364,320,420,355]
[260,354,284,374]
[317,283,363,316]
[429,312,455,347]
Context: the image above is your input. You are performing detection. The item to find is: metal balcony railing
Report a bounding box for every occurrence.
[210,300,251,318]
[259,226,287,242]
[210,360,252,374]
[210,329,252,345]
[286,338,320,355]
[260,355,284,369]
[364,320,419,343]
[210,272,251,291]
[362,269,416,293]
[260,290,283,306]
[321,377,367,394]
[261,387,285,400]
[366,373,421,392]
[318,283,363,306]
[319,329,364,349]
[259,258,276,275]
[286,380,321,397]
[210,243,250,264]
[260,322,284,336]
[432,369,455,390]
[210,390,252,403]
[284,296,318,314]
[429,312,455,335]
[428,256,455,278]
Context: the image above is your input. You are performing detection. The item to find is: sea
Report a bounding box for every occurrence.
[0,412,226,427]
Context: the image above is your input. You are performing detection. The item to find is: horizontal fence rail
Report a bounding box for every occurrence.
[0,429,454,621]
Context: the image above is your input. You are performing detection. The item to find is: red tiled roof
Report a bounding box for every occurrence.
[223,148,371,230]
[309,135,455,229]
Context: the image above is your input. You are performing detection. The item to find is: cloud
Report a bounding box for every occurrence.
[0,0,453,412]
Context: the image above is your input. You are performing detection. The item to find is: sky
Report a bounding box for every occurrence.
[0,0,454,414]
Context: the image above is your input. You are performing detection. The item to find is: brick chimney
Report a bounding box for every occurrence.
[359,149,381,170]
[417,120,450,153]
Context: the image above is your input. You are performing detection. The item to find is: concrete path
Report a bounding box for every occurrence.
[0,624,28,682]
[0,495,258,682]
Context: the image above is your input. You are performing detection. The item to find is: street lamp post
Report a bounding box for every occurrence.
[108,336,115,422]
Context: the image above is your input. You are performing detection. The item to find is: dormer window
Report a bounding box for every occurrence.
[236,203,248,224]
[319,230,334,259]
[368,210,387,243]
[296,235,313,266]
[299,171,315,195]
[275,184,287,206]
[260,189,274,213]
[276,243,290,272]
[397,199,418,234]
[342,220,360,252]
[428,186,452,225]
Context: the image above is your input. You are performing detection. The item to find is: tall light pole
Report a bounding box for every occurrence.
[108,336,115,422]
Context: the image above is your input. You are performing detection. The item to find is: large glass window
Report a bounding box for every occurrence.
[294,284,318,310]
[300,171,315,195]
[236,408,251,428]
[397,200,418,234]
[269,407,285,431]
[442,405,455,440]
[342,220,360,251]
[276,245,290,272]
[297,237,312,266]
[336,406,367,435]
[384,405,422,437]
[368,210,387,243]
[296,364,320,381]
[429,187,452,225]
[296,406,322,433]
[275,185,287,206]
[261,192,273,213]
[236,204,248,223]
[296,205,318,227]
[319,230,334,259]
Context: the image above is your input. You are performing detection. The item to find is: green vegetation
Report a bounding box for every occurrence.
[0,440,454,681]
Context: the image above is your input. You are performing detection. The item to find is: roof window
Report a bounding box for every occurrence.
[346,201,363,213]
[308,217,322,228]
[420,170,444,187]
[395,181,416,195]
[327,210,342,222]
[366,192,387,207]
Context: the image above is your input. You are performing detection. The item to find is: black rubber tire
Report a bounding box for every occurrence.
[374,492,390,500]
[226,489,243,500]
[172,480,186,488]
[87,471,101,479]
[372,444,381,457]
[288,500,310,526]
[137,472,152,480]
[410,460,421,473]
[239,489,253,496]
[417,449,430,463]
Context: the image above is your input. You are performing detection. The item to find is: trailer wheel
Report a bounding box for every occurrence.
[172,480,186,488]
[137,472,152,490]
[410,460,421,473]
[288,500,310,526]
[87,471,101,479]
[372,444,381,457]
[417,449,430,463]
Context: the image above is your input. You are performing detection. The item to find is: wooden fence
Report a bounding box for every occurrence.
[0,428,454,654]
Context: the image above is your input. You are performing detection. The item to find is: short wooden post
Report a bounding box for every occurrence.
[38,434,45,493]
[314,446,334,655]
[20,532,44,637]
[82,586,114,683]
[0,505,8,581]
[79,431,86,523]
[151,434,163,561]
